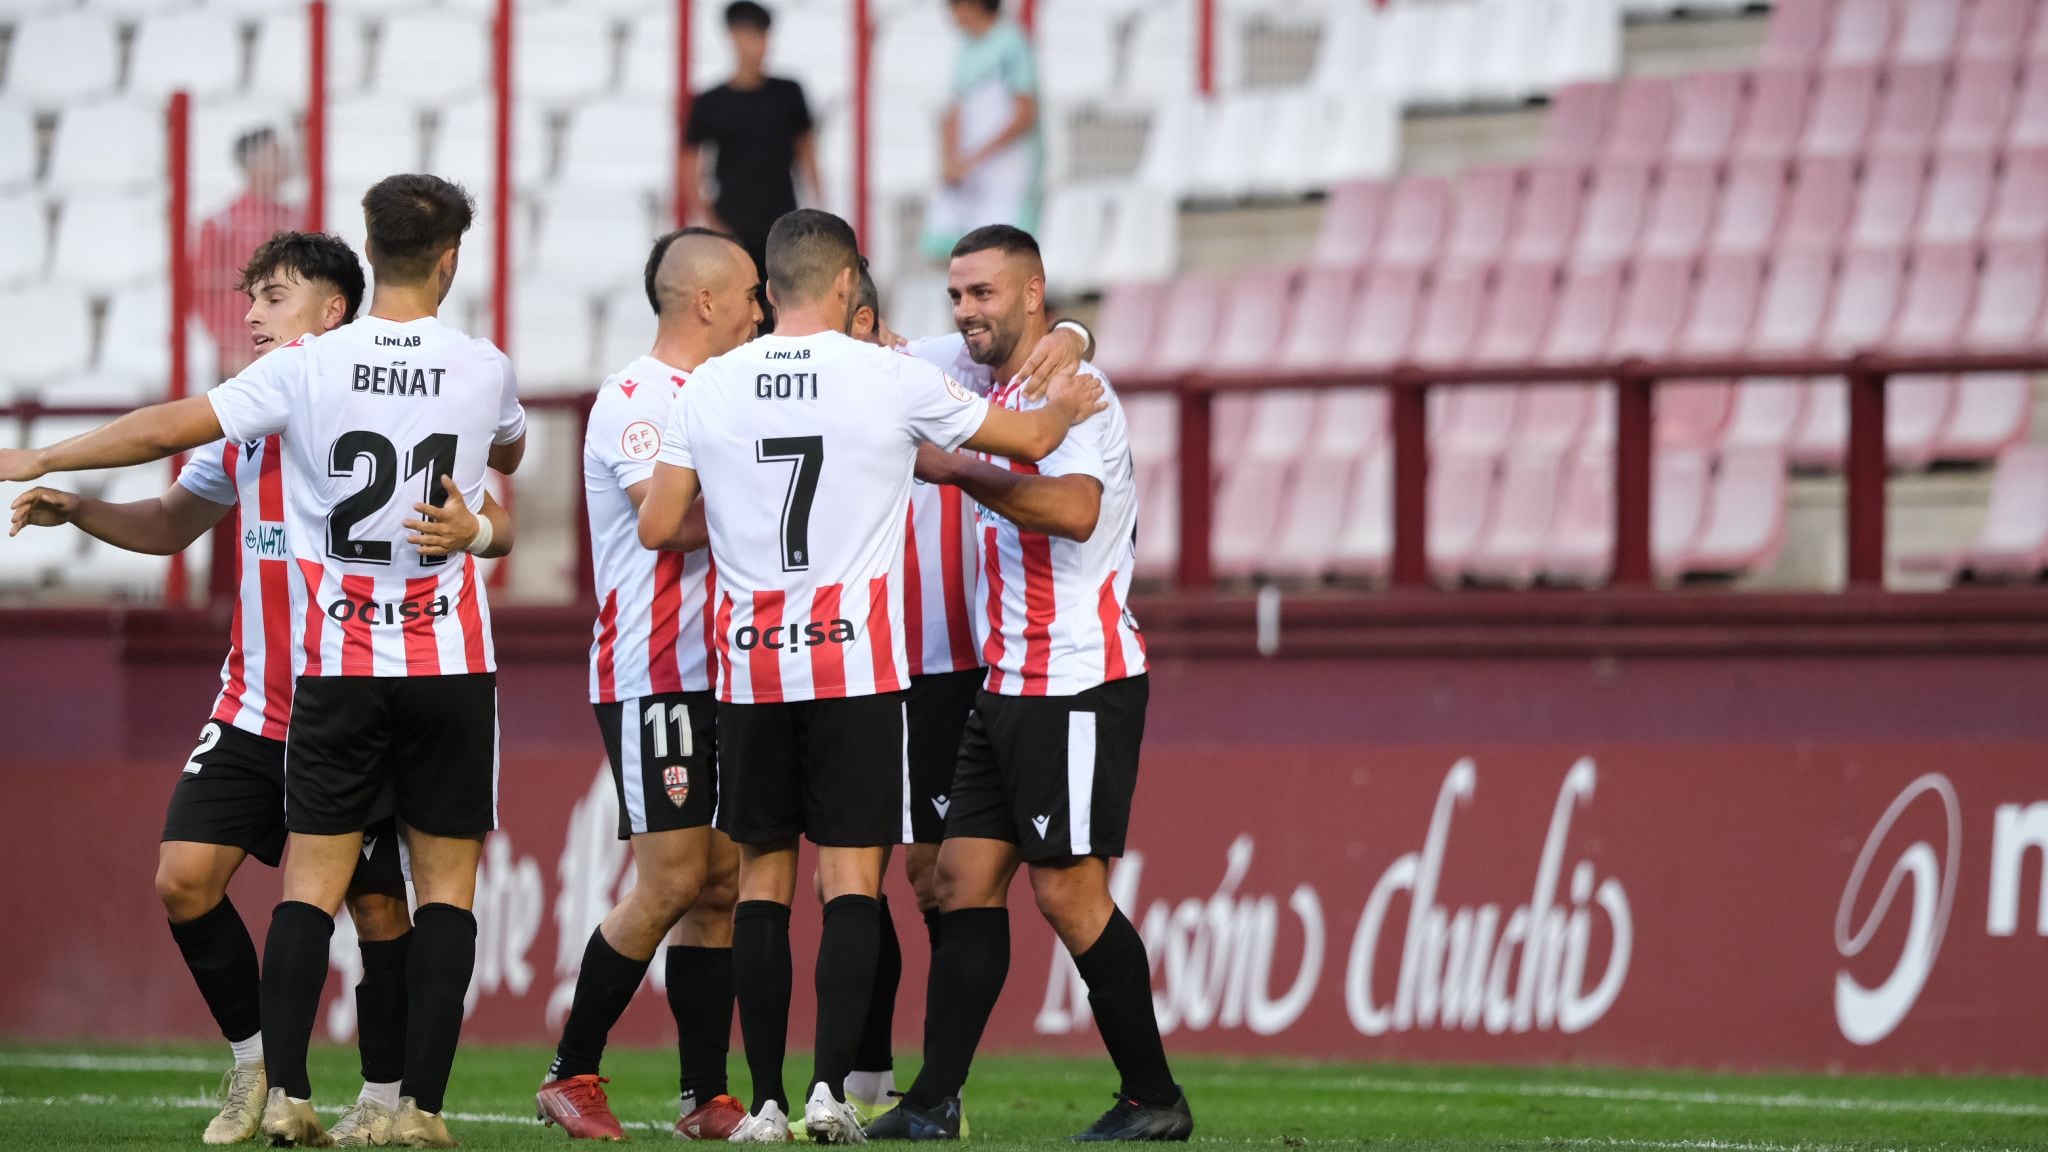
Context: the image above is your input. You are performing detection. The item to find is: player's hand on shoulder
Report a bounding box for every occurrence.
[9,486,78,536]
[404,475,481,557]
[1015,325,1089,402]
[1044,371,1108,427]
[0,448,46,485]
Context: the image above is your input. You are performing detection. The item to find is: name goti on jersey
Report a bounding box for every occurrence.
[585,356,716,703]
[207,315,526,678]
[974,364,1146,697]
[658,329,990,704]
[176,436,294,738]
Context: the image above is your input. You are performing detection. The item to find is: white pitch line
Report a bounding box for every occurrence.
[0,1053,217,1073]
[1323,1075,2048,1119]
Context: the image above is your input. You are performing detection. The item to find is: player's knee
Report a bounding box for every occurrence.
[696,862,738,919]
[345,889,412,942]
[154,862,223,923]
[907,855,942,911]
[634,867,708,924]
[1028,863,1109,937]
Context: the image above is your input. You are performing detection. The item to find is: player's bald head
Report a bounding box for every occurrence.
[644,227,752,316]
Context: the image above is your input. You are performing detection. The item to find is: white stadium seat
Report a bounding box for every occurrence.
[1367,2,1439,106]
[1125,6,1200,98]
[432,97,552,190]
[0,103,40,190]
[0,195,48,285]
[326,98,427,186]
[5,14,121,105]
[529,190,657,294]
[0,287,93,388]
[516,8,617,105]
[596,283,657,377]
[1191,93,1270,202]
[251,11,370,99]
[1316,86,1400,187]
[1414,0,1487,108]
[1132,100,1204,198]
[1039,184,1112,294]
[1253,90,1339,199]
[126,12,246,100]
[1546,0,1625,88]
[45,100,167,192]
[1038,8,1118,103]
[372,13,490,101]
[559,99,674,192]
[49,192,167,291]
[1470,0,1556,106]
[508,281,599,395]
[94,285,219,401]
[1097,184,1179,284]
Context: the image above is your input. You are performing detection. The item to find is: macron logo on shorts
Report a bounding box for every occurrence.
[1031,814,1051,838]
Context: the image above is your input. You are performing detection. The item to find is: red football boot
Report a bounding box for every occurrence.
[675,1094,749,1141]
[537,1074,629,1141]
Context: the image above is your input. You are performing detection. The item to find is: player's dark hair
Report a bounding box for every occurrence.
[764,209,860,307]
[856,260,881,322]
[237,231,367,324]
[645,226,745,315]
[950,0,1002,13]
[233,126,278,169]
[360,174,474,286]
[951,223,1040,262]
[725,1,771,30]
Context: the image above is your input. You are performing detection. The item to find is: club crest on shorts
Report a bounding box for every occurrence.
[663,764,690,808]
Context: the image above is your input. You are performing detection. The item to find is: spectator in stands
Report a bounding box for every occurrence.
[680,1,823,286]
[920,0,1041,262]
[194,127,298,377]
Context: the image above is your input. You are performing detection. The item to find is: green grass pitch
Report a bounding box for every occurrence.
[2,1040,2045,1150]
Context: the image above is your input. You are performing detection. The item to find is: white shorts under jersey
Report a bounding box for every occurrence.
[658,329,990,705]
[902,335,993,677]
[586,356,716,703]
[974,363,1147,697]
[207,316,526,678]
[176,436,294,740]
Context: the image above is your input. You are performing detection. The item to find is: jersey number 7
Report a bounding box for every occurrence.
[328,430,459,566]
[756,435,823,573]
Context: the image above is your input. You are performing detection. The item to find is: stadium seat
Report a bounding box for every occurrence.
[1827,0,1896,66]
[94,285,215,402]
[1748,248,1837,355]
[1277,266,1360,371]
[1886,374,1958,467]
[0,495,81,586]
[1572,162,1652,268]
[1239,391,1320,463]
[1089,281,1167,381]
[596,284,655,378]
[1890,243,1978,351]
[1376,175,1452,269]
[1820,246,1908,354]
[1735,68,1813,162]
[0,105,34,190]
[252,11,368,99]
[1506,164,1585,266]
[327,98,427,186]
[1762,0,1834,67]
[1790,379,1849,467]
[1711,157,1790,255]
[1541,261,1623,366]
[1097,186,1180,284]
[1960,0,2036,61]
[559,98,680,195]
[1427,449,1497,581]
[1471,260,1558,368]
[1963,239,2048,347]
[2009,64,2048,149]
[1541,447,1617,584]
[1685,446,1788,576]
[1039,186,1111,294]
[1987,147,2048,242]
[1915,148,1996,246]
[1308,389,1388,461]
[1801,65,1880,158]
[49,192,165,291]
[1037,7,1118,102]
[1262,456,1357,581]
[1414,1,1489,108]
[1442,166,1520,268]
[529,191,657,294]
[0,287,92,388]
[1652,446,1712,578]
[1848,150,1928,252]
[1668,70,1746,163]
[1132,461,1179,581]
[1870,61,1947,154]
[1780,155,1857,253]
[1893,0,1966,64]
[1123,393,1176,471]
[1543,82,1611,163]
[1640,160,1718,260]
[1678,250,1764,360]
[439,97,555,189]
[45,100,166,192]
[1605,255,1693,360]
[1309,87,1403,189]
[1939,59,2017,152]
[1328,445,1392,581]
[372,13,490,101]
[1543,0,1623,89]
[1211,460,1290,580]
[507,282,597,396]
[1211,267,1295,373]
[1602,76,1675,165]
[1149,276,1226,378]
[1366,1,1438,109]
[126,13,244,100]
[1435,384,1524,460]
[1339,266,1426,370]
[1126,4,1200,99]
[0,195,46,286]
[1935,373,2033,459]
[1309,181,1384,269]
[1191,93,1271,202]
[1471,0,1556,106]
[5,14,119,105]
[1411,264,1486,367]
[1723,379,1811,451]
[1956,443,2048,578]
[1468,446,1565,586]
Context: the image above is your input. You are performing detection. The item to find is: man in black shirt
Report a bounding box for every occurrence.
[681,1,824,284]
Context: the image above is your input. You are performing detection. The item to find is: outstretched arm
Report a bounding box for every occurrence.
[918,444,1102,541]
[637,462,704,551]
[9,482,231,554]
[0,396,225,483]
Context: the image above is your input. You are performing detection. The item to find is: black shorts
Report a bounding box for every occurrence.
[163,719,406,889]
[906,669,983,843]
[595,691,719,839]
[286,674,499,838]
[715,691,907,847]
[945,675,1149,862]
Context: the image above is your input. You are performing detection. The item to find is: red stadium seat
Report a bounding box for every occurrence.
[1668,71,1747,163]
[1827,0,1895,66]
[1964,239,2048,347]
[1848,150,1929,252]
[1276,265,1360,370]
[1211,460,1289,580]
[1376,175,1452,268]
[1653,447,1713,577]
[1938,58,2017,152]
[1543,448,1618,584]
[1471,261,1559,367]
[1211,266,1296,372]
[1149,276,1226,377]
[1123,393,1177,466]
[1821,246,1908,352]
[1542,262,1624,364]
[1679,251,1766,358]
[1133,461,1178,581]
[1522,385,1597,453]
[1961,0,2035,61]
[1213,394,1255,459]
[1781,156,1858,253]
[1603,76,1676,165]
[1339,266,1426,370]
[1711,157,1791,255]
[1436,385,1524,459]
[1749,249,1838,355]
[1658,382,1736,448]
[1889,243,1978,350]
[1309,180,1384,268]
[1893,0,1966,64]
[1763,0,1836,67]
[1686,446,1789,575]
[1262,456,1357,581]
[1089,281,1167,380]
[1428,450,1498,581]
[1886,375,1957,467]
[1869,61,1947,154]
[1936,373,2033,459]
[1508,164,1587,266]
[1724,379,1812,450]
[1572,162,1653,267]
[1241,391,1320,462]
[2009,65,2048,149]
[1988,148,2048,242]
[1468,447,1566,586]
[1329,445,1393,581]
[1544,82,1612,162]
[1641,159,1720,260]
[1791,379,1849,467]
[1607,256,1695,360]
[1735,67,1814,162]
[1801,65,1880,158]
[1308,388,1387,461]
[1443,166,1521,268]
[1411,264,1486,367]
[1915,148,1997,246]
[1958,443,2048,578]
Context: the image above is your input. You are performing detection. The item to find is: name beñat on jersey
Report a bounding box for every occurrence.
[353,361,446,397]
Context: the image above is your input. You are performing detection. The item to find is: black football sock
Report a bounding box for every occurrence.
[732,901,792,1112]
[904,907,1009,1108]
[1072,907,1177,1108]
[548,928,652,1081]
[168,895,263,1046]
[854,895,901,1075]
[258,900,335,1100]
[810,895,881,1103]
[920,906,944,1062]
[665,944,734,1104]
[355,932,411,1086]
[401,903,477,1115]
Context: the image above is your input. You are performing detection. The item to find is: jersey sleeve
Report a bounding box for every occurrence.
[656,374,698,471]
[1029,396,1108,484]
[206,340,303,443]
[174,442,238,506]
[897,356,989,452]
[788,79,815,134]
[489,345,527,445]
[588,388,665,490]
[999,26,1039,95]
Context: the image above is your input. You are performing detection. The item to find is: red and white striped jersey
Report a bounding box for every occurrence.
[176,437,295,740]
[585,356,716,703]
[974,365,1147,697]
[902,336,991,677]
[207,315,526,678]
[658,329,991,704]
